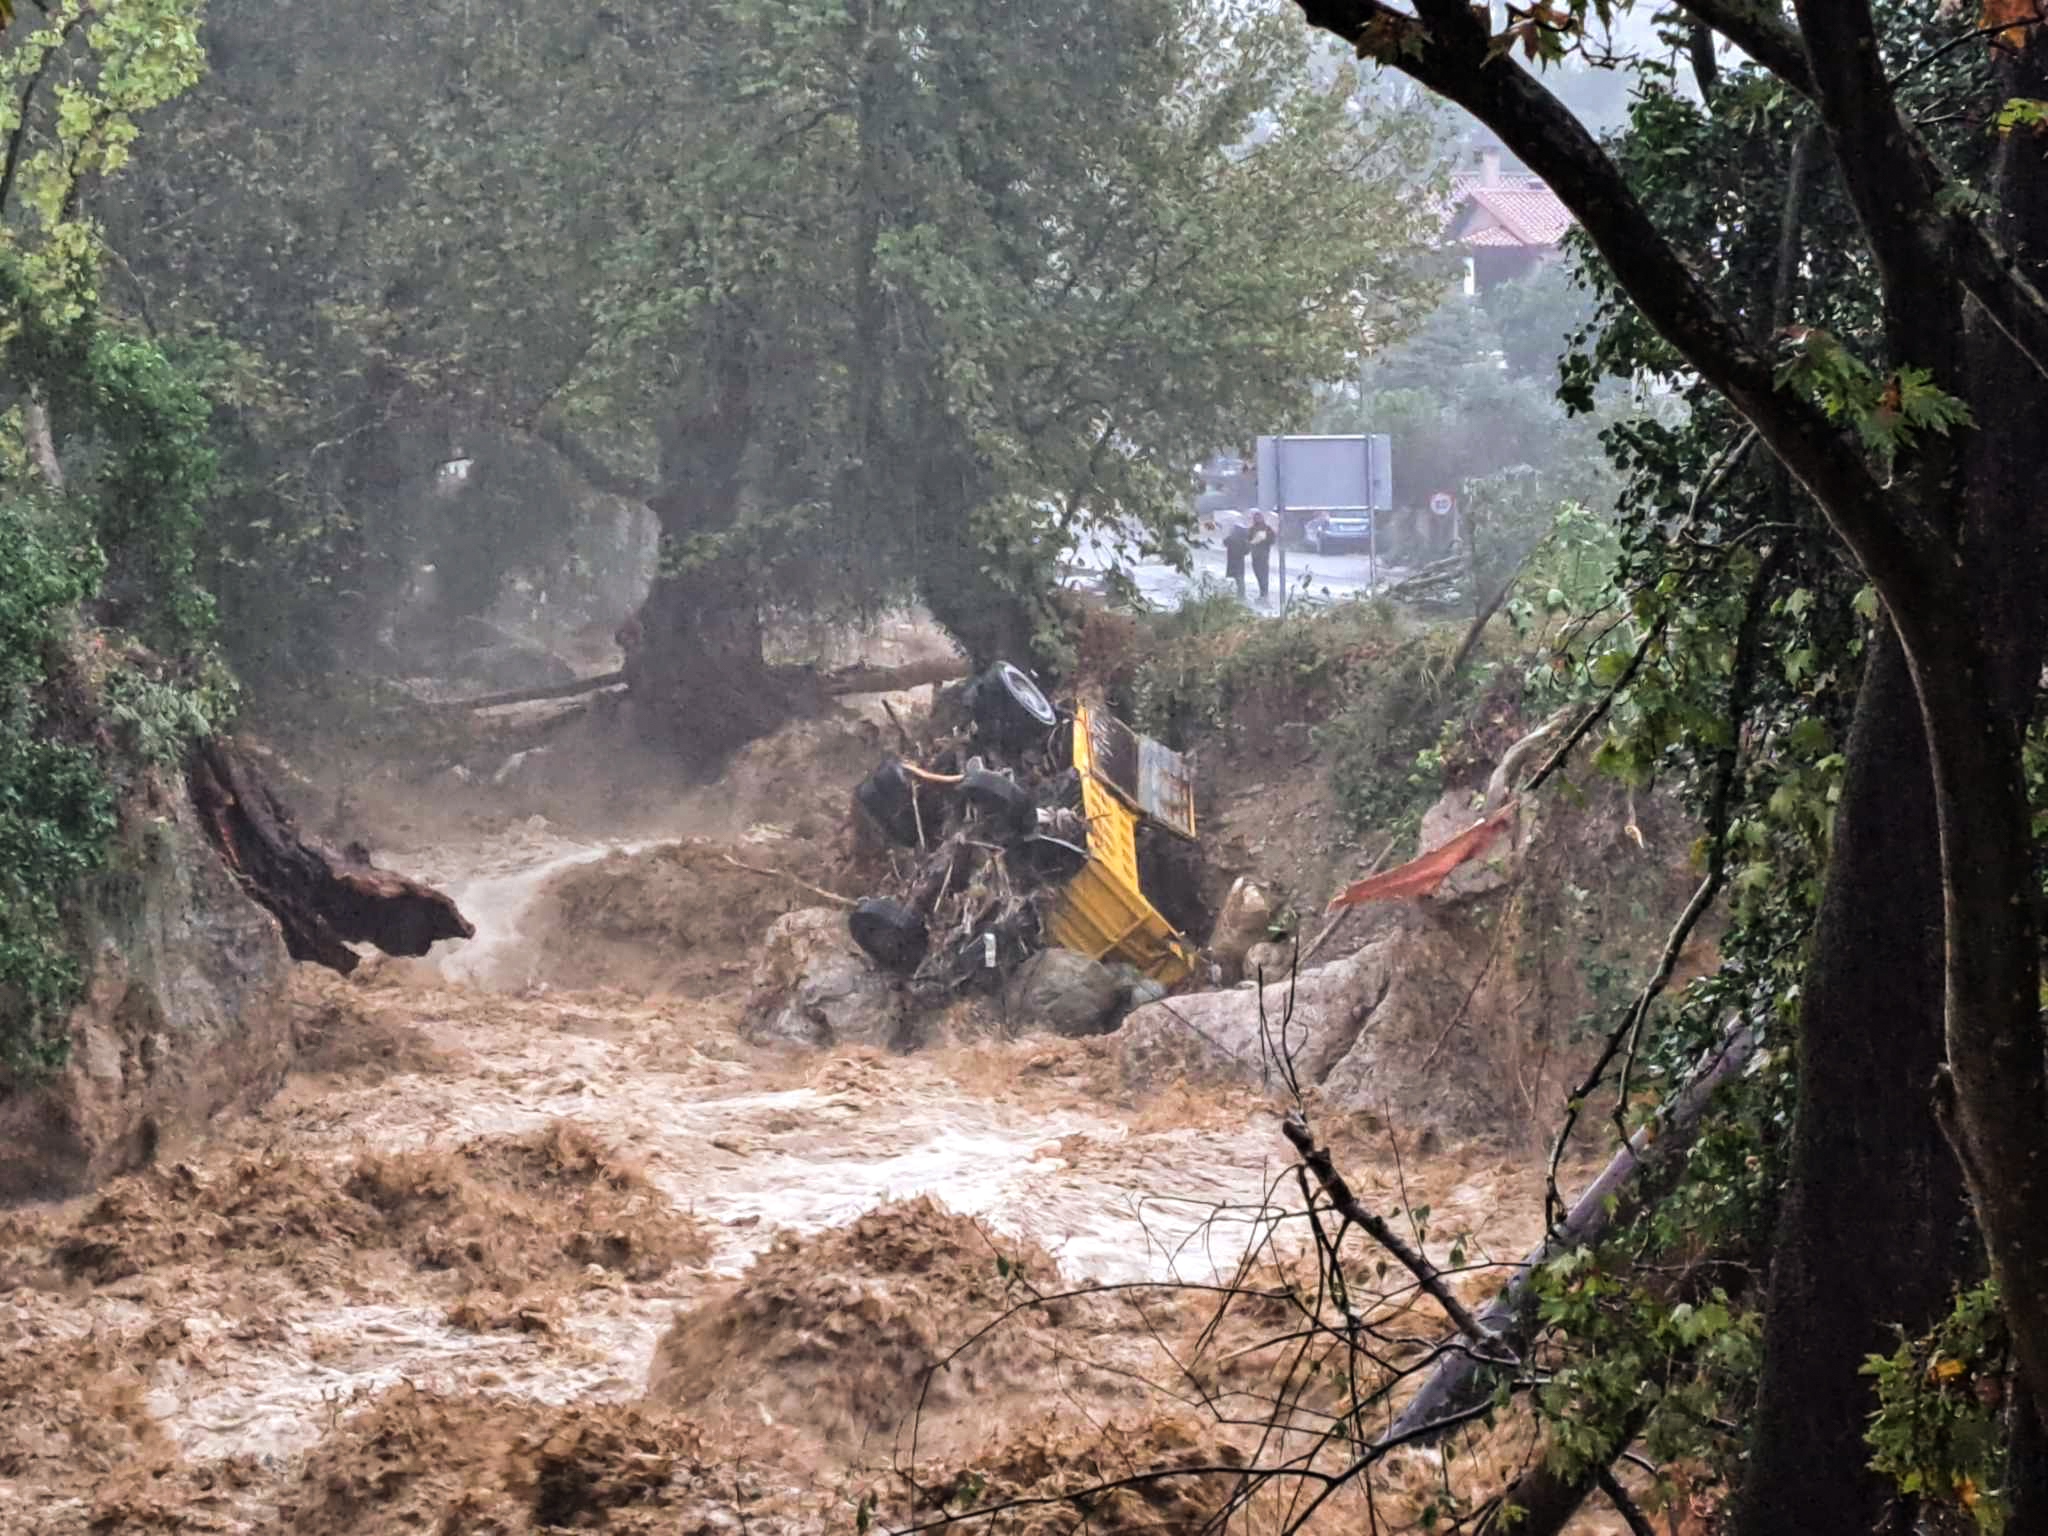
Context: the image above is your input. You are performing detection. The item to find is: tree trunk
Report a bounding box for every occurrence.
[1730,626,1971,1535]
[1928,37,2048,1431]
[628,319,800,775]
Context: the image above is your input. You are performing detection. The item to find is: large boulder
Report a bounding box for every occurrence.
[0,787,293,1202]
[1118,935,1396,1097]
[1206,877,1275,984]
[1009,948,1124,1038]
[742,908,911,1051]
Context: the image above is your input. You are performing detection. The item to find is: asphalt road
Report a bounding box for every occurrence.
[1067,530,1411,613]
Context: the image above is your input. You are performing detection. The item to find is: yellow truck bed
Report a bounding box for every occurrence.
[1044,705,1199,985]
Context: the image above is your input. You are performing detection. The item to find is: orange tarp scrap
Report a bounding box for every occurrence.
[1325,800,1520,913]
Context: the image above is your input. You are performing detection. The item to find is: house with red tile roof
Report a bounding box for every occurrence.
[1446,148,1574,292]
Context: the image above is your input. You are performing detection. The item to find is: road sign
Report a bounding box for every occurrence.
[1429,491,1454,518]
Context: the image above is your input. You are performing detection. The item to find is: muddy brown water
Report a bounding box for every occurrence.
[4,823,1571,1534]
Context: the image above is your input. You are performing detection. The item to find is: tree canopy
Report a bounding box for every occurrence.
[108,0,1448,747]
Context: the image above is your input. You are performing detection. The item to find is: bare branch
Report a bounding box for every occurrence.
[1390,1022,1757,1444]
[1667,0,1810,92]
[1280,1110,1508,1358]
[718,853,857,908]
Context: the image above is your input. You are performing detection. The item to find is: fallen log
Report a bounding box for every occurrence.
[1380,1020,1757,1445]
[431,654,963,714]
[431,669,626,712]
[821,657,971,696]
[470,699,597,759]
[189,737,474,974]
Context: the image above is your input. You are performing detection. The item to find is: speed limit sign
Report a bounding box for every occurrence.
[1429,491,1454,518]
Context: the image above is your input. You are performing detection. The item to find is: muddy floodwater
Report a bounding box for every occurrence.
[2,822,1570,1535]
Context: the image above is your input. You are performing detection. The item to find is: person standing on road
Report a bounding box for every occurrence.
[1222,519,1250,601]
[1248,513,1276,605]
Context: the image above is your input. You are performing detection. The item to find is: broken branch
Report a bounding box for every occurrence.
[718,853,857,909]
[1280,1110,1506,1357]
[188,737,472,973]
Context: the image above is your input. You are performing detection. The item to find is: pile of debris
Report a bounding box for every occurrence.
[838,662,1207,1036]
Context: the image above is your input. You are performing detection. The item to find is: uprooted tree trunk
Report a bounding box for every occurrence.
[188,737,472,973]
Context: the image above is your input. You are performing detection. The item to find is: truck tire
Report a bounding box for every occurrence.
[971,662,1057,754]
[962,767,1037,841]
[854,760,921,847]
[849,898,929,973]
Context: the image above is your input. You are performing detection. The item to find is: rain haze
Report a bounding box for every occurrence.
[1,2,2033,1534]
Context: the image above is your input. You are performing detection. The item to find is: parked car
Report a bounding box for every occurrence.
[1305,512,1373,555]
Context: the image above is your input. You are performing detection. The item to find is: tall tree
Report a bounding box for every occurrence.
[104,0,1447,761]
[1282,0,2048,1525]
[548,0,1448,755]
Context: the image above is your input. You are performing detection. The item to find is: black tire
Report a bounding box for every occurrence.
[1019,833,1088,884]
[854,759,921,847]
[961,767,1037,841]
[971,661,1057,753]
[849,898,929,973]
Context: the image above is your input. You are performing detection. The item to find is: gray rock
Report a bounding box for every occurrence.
[1125,977,1170,1009]
[742,908,910,1051]
[1413,793,1525,903]
[1207,877,1275,982]
[0,789,293,1202]
[1010,947,1125,1038]
[1241,940,1295,986]
[1116,936,1395,1098]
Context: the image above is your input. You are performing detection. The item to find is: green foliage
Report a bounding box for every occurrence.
[1126,599,1378,746]
[1123,595,1482,842]
[1773,330,1974,468]
[110,0,1451,682]
[0,0,205,317]
[0,0,220,1072]
[1865,1282,2010,1531]
[0,499,114,1070]
[1997,96,2048,135]
[1319,634,1480,838]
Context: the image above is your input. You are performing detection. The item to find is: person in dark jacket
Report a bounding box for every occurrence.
[1247,513,1276,604]
[1222,520,1250,600]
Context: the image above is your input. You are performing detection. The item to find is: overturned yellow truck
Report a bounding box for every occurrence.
[1044,703,1200,986]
